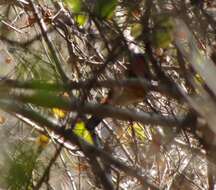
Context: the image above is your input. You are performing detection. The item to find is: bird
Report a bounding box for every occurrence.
[106,53,152,106]
[86,53,152,131]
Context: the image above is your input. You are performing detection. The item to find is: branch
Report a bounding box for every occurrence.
[2,91,185,127]
[0,78,182,100]
[28,0,69,82]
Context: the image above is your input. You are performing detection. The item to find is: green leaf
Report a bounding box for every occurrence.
[65,0,82,13]
[94,0,117,19]
[73,120,94,144]
[155,15,174,30]
[152,15,174,48]
[75,14,88,26]
[15,90,69,109]
[131,23,143,38]
[152,29,173,48]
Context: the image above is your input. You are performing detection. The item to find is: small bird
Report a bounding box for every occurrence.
[86,53,151,131]
[127,53,151,79]
[107,53,151,106]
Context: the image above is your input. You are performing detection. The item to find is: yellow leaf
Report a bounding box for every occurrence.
[52,108,66,118]
[194,74,204,85]
[129,122,147,141]
[36,134,50,148]
[73,120,94,144]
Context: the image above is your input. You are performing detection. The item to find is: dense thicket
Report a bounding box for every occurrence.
[0,0,216,189]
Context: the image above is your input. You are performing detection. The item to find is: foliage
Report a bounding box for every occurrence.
[73,120,94,144]
[3,143,40,190]
[65,0,82,13]
[94,0,117,18]
[0,0,216,190]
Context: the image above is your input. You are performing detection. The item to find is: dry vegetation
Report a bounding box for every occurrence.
[0,0,216,189]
